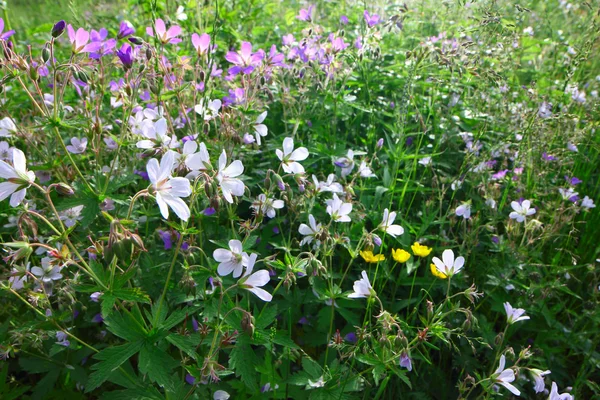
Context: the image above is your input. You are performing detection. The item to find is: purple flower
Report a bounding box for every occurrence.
[225,41,263,75]
[340,15,349,25]
[116,43,134,70]
[0,18,15,41]
[192,317,199,332]
[377,138,384,149]
[134,169,149,180]
[492,169,509,180]
[92,313,104,323]
[491,235,500,244]
[542,152,557,161]
[158,229,175,250]
[399,352,412,371]
[297,5,315,22]
[364,10,381,28]
[223,88,246,107]
[330,35,348,52]
[67,25,102,54]
[298,316,310,325]
[185,374,196,385]
[56,331,70,347]
[344,332,357,343]
[146,18,182,44]
[282,34,295,46]
[203,207,216,216]
[117,21,135,39]
[191,33,211,56]
[273,226,280,235]
[90,292,102,302]
[565,176,582,185]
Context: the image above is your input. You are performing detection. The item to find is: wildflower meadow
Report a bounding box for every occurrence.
[1,0,599,398]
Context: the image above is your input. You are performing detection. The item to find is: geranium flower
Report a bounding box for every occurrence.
[297,5,315,22]
[276,137,309,174]
[225,41,263,75]
[8,263,30,290]
[67,25,102,54]
[509,200,536,223]
[492,355,521,396]
[360,250,385,263]
[59,205,84,227]
[194,99,221,121]
[363,10,380,27]
[326,193,352,222]
[213,239,248,278]
[137,118,178,150]
[455,202,471,219]
[0,148,36,207]
[348,271,375,298]
[312,174,344,194]
[0,117,16,137]
[117,21,135,39]
[431,249,465,278]
[529,368,551,393]
[0,142,13,162]
[411,242,432,257]
[216,150,245,203]
[298,214,322,246]
[581,196,596,209]
[192,33,211,56]
[0,18,15,40]
[559,187,579,202]
[239,254,273,302]
[147,151,192,221]
[32,257,62,283]
[399,352,412,371]
[504,302,530,324]
[392,249,411,263]
[357,160,376,178]
[378,208,404,237]
[185,142,211,173]
[548,382,573,400]
[66,137,88,154]
[116,43,134,70]
[251,194,284,218]
[334,150,355,177]
[146,19,182,44]
[253,111,268,145]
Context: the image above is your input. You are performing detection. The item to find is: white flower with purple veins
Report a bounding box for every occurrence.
[60,205,84,227]
[455,202,471,219]
[239,253,273,302]
[213,239,248,278]
[379,208,404,237]
[32,257,62,283]
[0,148,36,207]
[276,137,309,174]
[504,302,530,324]
[358,160,376,178]
[66,137,88,154]
[185,142,211,174]
[312,174,344,194]
[0,141,13,162]
[326,193,352,222]
[194,99,222,121]
[348,271,375,299]
[251,194,284,218]
[581,196,596,209]
[252,111,268,145]
[509,200,536,223]
[492,355,521,396]
[137,118,178,150]
[8,263,30,290]
[548,382,574,400]
[216,150,245,203]
[335,150,355,177]
[299,214,322,246]
[432,249,465,277]
[147,151,192,221]
[529,368,551,393]
[0,117,16,137]
[129,110,146,135]
[103,137,118,150]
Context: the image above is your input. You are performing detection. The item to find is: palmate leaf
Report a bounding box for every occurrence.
[86,341,144,392]
[228,333,260,393]
[138,343,179,389]
[104,311,147,342]
[166,333,200,360]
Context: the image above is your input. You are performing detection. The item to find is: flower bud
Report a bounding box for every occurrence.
[145,47,152,61]
[51,20,66,38]
[376,138,384,149]
[42,43,51,63]
[29,66,39,81]
[54,182,75,196]
[128,36,144,45]
[273,173,285,191]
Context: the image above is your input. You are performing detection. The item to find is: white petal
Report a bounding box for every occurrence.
[221,179,245,197]
[229,240,243,253]
[146,158,160,184]
[168,177,192,197]
[217,260,237,276]
[223,160,244,177]
[289,147,309,161]
[0,181,19,201]
[136,140,155,149]
[155,193,170,219]
[245,270,270,287]
[248,286,272,302]
[218,150,227,172]
[213,249,232,262]
[442,249,455,269]
[9,188,26,207]
[0,160,17,179]
[282,137,294,155]
[162,194,190,221]
[11,149,27,174]
[385,225,404,237]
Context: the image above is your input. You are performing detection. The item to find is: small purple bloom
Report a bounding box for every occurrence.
[92,313,104,323]
[51,20,66,39]
[364,10,380,28]
[406,137,414,147]
[192,317,199,332]
[203,207,216,216]
[185,374,196,385]
[491,236,500,244]
[542,152,557,161]
[377,138,384,149]
[134,169,149,180]
[492,169,509,180]
[297,5,315,22]
[273,226,280,235]
[340,15,349,25]
[298,316,310,325]
[146,18,181,45]
[222,88,246,107]
[116,43,134,70]
[344,332,357,343]
[158,230,174,250]
[90,292,102,302]
[56,331,70,347]
[565,176,582,185]
[117,21,135,39]
[399,352,412,371]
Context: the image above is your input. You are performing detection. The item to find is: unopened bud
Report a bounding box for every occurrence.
[273,173,284,191]
[51,20,66,38]
[128,36,144,45]
[42,43,51,63]
[54,182,75,196]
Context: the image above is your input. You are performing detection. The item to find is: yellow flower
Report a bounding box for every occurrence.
[412,242,432,257]
[392,249,411,263]
[360,250,385,263]
[430,263,448,279]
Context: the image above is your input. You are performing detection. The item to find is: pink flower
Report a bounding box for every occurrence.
[67,25,102,54]
[146,19,182,44]
[225,41,263,75]
[191,33,211,56]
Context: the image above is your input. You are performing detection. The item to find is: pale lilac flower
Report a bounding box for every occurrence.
[379,208,404,237]
[191,33,211,56]
[216,150,245,203]
[363,10,380,27]
[0,117,16,137]
[213,390,230,400]
[251,194,284,218]
[60,205,84,227]
[147,151,192,221]
[399,352,412,371]
[567,142,578,152]
[0,142,13,162]
[253,111,268,145]
[137,118,178,150]
[326,193,352,222]
[225,41,263,75]
[348,271,374,298]
[335,150,355,177]
[146,19,182,44]
[67,25,102,54]
[0,18,15,40]
[504,302,530,324]
[312,174,344,194]
[581,196,596,209]
[0,148,36,207]
[56,331,70,347]
[8,264,30,290]
[509,200,536,223]
[276,137,309,174]
[559,187,579,202]
[548,382,574,400]
[432,249,465,277]
[358,160,376,178]
[66,137,88,154]
[538,102,553,118]
[418,156,432,166]
[530,369,551,393]
[486,198,497,209]
[31,257,62,283]
[117,21,135,39]
[455,202,471,219]
[90,292,102,302]
[297,5,315,22]
[299,214,322,246]
[213,239,248,278]
[492,355,521,396]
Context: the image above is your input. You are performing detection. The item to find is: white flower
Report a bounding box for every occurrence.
[567,142,578,152]
[307,376,325,389]
[581,196,596,209]
[60,205,84,227]
[137,118,178,150]
[504,302,530,324]
[509,200,536,223]
[299,214,322,246]
[31,257,62,283]
[432,249,465,277]
[326,193,352,222]
[379,208,404,237]
[251,193,284,218]
[175,5,188,20]
[348,271,374,298]
[548,382,573,400]
[185,141,211,173]
[559,187,578,201]
[276,137,309,174]
[418,156,432,166]
[213,239,248,278]
[147,151,192,221]
[0,148,36,207]
[486,198,497,209]
[8,263,30,290]
[530,368,551,393]
[253,111,268,145]
[0,141,13,162]
[194,99,221,121]
[216,150,245,203]
[492,355,521,396]
[66,137,88,154]
[312,174,344,194]
[213,390,230,400]
[358,160,376,178]
[455,202,471,219]
[335,150,355,177]
[129,110,146,135]
[110,96,123,108]
[0,117,17,137]
[143,106,165,121]
[239,255,273,302]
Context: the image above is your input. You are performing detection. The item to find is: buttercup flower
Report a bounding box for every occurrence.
[411,242,432,257]
[378,208,404,237]
[504,302,530,324]
[298,214,322,246]
[147,151,192,221]
[430,263,448,279]
[392,249,411,263]
[431,249,465,278]
[326,193,352,222]
[360,250,385,263]
[348,271,375,298]
[0,148,36,207]
[492,355,521,396]
[216,150,245,203]
[213,239,248,278]
[529,368,551,393]
[276,137,309,174]
[509,199,536,223]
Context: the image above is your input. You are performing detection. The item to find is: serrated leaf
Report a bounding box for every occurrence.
[99,387,164,400]
[229,334,259,392]
[101,294,117,318]
[138,344,178,388]
[86,341,143,392]
[113,288,151,303]
[104,311,147,341]
[166,333,200,360]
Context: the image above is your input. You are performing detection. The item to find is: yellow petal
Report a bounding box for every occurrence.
[430,263,448,279]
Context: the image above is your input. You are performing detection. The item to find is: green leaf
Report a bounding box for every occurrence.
[86,341,144,392]
[104,311,147,341]
[138,343,179,388]
[229,334,259,392]
[113,288,151,303]
[166,333,200,360]
[31,369,60,400]
[101,293,117,318]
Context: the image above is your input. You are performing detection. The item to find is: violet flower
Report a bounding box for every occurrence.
[146,19,182,44]
[116,43,134,70]
[51,20,66,38]
[67,25,102,54]
[364,10,381,27]
[191,33,211,56]
[117,21,135,39]
[0,18,15,41]
[225,41,263,75]
[297,5,315,22]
